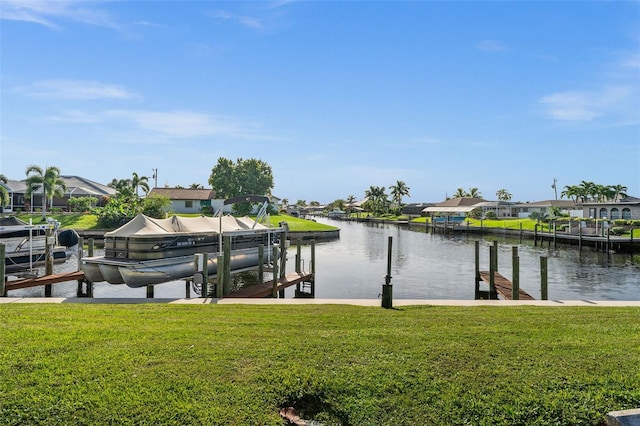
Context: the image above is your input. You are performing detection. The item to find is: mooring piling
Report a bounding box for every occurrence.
[0,243,6,297]
[540,256,548,300]
[382,236,393,309]
[512,246,519,300]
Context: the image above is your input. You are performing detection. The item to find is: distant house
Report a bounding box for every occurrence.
[513,200,581,218]
[148,188,215,214]
[402,203,434,217]
[582,196,640,220]
[1,175,115,212]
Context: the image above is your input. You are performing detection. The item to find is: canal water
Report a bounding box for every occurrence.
[9,218,640,300]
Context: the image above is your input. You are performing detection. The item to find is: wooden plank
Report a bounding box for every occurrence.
[227,272,313,298]
[479,271,535,300]
[6,271,86,291]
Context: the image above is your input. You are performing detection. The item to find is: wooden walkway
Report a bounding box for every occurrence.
[227,272,313,298]
[5,271,86,291]
[478,271,535,301]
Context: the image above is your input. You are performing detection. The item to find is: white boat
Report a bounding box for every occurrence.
[1,217,78,273]
[81,196,287,288]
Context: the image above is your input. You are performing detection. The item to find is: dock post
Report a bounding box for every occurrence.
[579,224,583,252]
[295,241,302,293]
[540,256,548,300]
[0,243,6,297]
[223,236,231,296]
[216,255,223,298]
[382,236,393,309]
[88,238,94,257]
[553,221,557,249]
[272,245,279,298]
[534,224,538,246]
[474,241,480,299]
[606,231,610,256]
[185,280,191,299]
[45,228,53,297]
[489,245,496,299]
[512,246,519,300]
[519,222,523,243]
[311,240,316,298]
[146,285,154,298]
[76,237,84,297]
[493,240,499,271]
[194,253,209,298]
[258,244,264,286]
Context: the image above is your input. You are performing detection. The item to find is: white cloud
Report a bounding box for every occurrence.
[0,0,118,30]
[476,39,509,53]
[18,79,140,100]
[209,9,264,31]
[540,86,637,123]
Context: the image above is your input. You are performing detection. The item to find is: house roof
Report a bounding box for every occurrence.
[514,200,577,208]
[582,196,640,206]
[1,176,115,196]
[435,197,486,207]
[148,187,214,200]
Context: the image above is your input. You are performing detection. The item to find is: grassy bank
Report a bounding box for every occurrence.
[15,213,337,233]
[1,304,638,425]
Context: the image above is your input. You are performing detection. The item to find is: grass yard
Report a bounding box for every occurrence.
[0,304,638,425]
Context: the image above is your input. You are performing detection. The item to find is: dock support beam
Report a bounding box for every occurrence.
[223,236,231,296]
[474,241,480,299]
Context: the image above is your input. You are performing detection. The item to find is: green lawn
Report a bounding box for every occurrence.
[0,304,638,425]
[15,213,337,233]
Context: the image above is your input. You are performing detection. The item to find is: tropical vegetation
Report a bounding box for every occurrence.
[209,157,274,216]
[562,181,628,204]
[24,164,67,218]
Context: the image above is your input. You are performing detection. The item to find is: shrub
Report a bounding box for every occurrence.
[632,220,640,227]
[484,211,497,220]
[609,227,625,236]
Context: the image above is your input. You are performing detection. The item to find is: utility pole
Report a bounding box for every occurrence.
[551,178,558,200]
[152,168,158,189]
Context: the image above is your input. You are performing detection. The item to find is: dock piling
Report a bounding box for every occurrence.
[382,236,393,309]
[512,246,519,300]
[1,243,6,297]
[540,256,548,300]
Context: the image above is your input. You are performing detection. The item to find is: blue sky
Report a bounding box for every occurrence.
[1,1,639,204]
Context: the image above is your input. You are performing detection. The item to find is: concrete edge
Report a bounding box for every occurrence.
[606,408,640,426]
[1,297,640,306]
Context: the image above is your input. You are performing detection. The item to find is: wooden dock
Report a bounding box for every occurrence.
[5,271,86,292]
[227,272,313,298]
[478,271,535,301]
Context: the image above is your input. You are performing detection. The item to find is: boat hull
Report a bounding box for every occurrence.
[83,247,263,288]
[4,248,68,273]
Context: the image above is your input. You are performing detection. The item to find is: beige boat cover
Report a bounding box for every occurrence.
[105,214,266,237]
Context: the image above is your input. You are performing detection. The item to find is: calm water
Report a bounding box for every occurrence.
[9,218,640,300]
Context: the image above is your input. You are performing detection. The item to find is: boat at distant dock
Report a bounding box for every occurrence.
[81,195,288,288]
[1,217,78,274]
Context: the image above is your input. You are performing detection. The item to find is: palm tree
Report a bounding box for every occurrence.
[0,174,9,210]
[346,195,357,204]
[364,185,388,214]
[453,188,467,198]
[390,180,410,208]
[131,172,150,197]
[25,165,66,218]
[467,187,482,198]
[495,189,512,202]
[561,185,580,204]
[578,181,596,202]
[189,183,203,189]
[610,184,628,202]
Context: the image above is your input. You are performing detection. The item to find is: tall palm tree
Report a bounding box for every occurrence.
[189,183,203,189]
[495,189,512,202]
[25,165,66,218]
[131,172,150,197]
[364,185,388,214]
[346,194,357,204]
[467,187,482,198]
[0,174,9,209]
[453,188,467,198]
[561,185,580,204]
[578,181,596,202]
[610,184,628,202]
[390,180,410,208]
